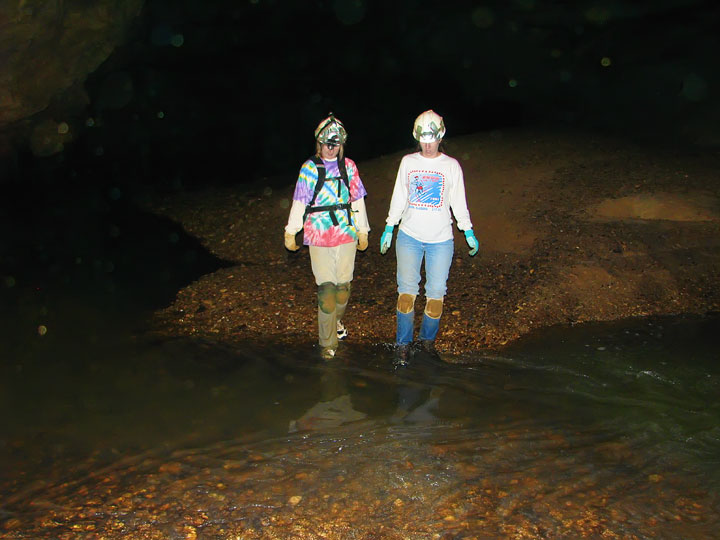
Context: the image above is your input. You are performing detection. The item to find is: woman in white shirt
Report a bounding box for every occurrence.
[380,110,478,366]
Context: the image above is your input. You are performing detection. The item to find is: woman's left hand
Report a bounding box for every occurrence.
[464,229,479,256]
[357,232,368,251]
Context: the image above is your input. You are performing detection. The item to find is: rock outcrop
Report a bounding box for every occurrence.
[0,0,143,156]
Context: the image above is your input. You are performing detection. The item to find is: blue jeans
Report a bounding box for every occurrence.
[395,230,453,345]
[396,229,454,298]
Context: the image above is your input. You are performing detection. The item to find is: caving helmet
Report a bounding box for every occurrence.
[315,113,348,146]
[413,110,446,142]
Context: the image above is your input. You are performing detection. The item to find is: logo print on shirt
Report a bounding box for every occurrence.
[409,170,444,208]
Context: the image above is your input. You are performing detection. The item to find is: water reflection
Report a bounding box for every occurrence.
[1,315,719,538]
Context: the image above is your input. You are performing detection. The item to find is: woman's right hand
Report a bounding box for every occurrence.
[380,225,394,254]
[284,232,300,251]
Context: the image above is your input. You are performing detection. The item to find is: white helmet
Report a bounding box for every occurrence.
[315,113,347,145]
[413,110,445,142]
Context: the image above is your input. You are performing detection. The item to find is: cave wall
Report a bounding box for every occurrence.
[0,0,144,161]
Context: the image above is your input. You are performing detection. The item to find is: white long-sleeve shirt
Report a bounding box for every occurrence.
[385,152,473,243]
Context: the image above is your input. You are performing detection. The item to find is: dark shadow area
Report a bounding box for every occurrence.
[72,0,718,192]
[0,150,232,356]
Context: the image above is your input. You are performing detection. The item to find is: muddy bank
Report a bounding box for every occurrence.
[143,128,720,356]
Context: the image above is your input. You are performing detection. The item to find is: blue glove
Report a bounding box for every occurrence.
[380,225,394,254]
[465,229,479,256]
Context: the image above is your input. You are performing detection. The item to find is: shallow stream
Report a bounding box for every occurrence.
[1,190,718,538]
[1,305,718,538]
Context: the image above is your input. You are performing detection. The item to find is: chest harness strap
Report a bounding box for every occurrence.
[303,156,353,227]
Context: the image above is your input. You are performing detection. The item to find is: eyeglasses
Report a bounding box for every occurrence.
[324,143,339,149]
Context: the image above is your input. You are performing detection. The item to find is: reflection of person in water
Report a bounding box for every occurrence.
[287,358,462,431]
[389,385,442,424]
[288,365,366,432]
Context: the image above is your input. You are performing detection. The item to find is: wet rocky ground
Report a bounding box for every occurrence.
[143,128,720,357]
[3,127,719,539]
[3,419,717,539]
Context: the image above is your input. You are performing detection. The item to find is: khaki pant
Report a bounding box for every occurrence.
[309,242,357,348]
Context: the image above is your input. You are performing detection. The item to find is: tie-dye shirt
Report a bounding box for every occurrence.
[292,157,368,247]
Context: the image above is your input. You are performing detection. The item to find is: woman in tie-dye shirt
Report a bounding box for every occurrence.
[284,113,370,359]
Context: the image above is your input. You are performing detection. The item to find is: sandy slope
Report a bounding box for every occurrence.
[145,128,720,357]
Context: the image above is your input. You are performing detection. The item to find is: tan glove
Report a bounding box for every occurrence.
[357,232,368,251]
[284,232,300,252]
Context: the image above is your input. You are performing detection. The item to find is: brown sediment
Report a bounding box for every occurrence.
[2,422,717,539]
[144,128,720,357]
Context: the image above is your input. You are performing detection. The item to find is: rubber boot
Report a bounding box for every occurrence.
[419,313,440,355]
[396,309,414,345]
[419,313,440,342]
